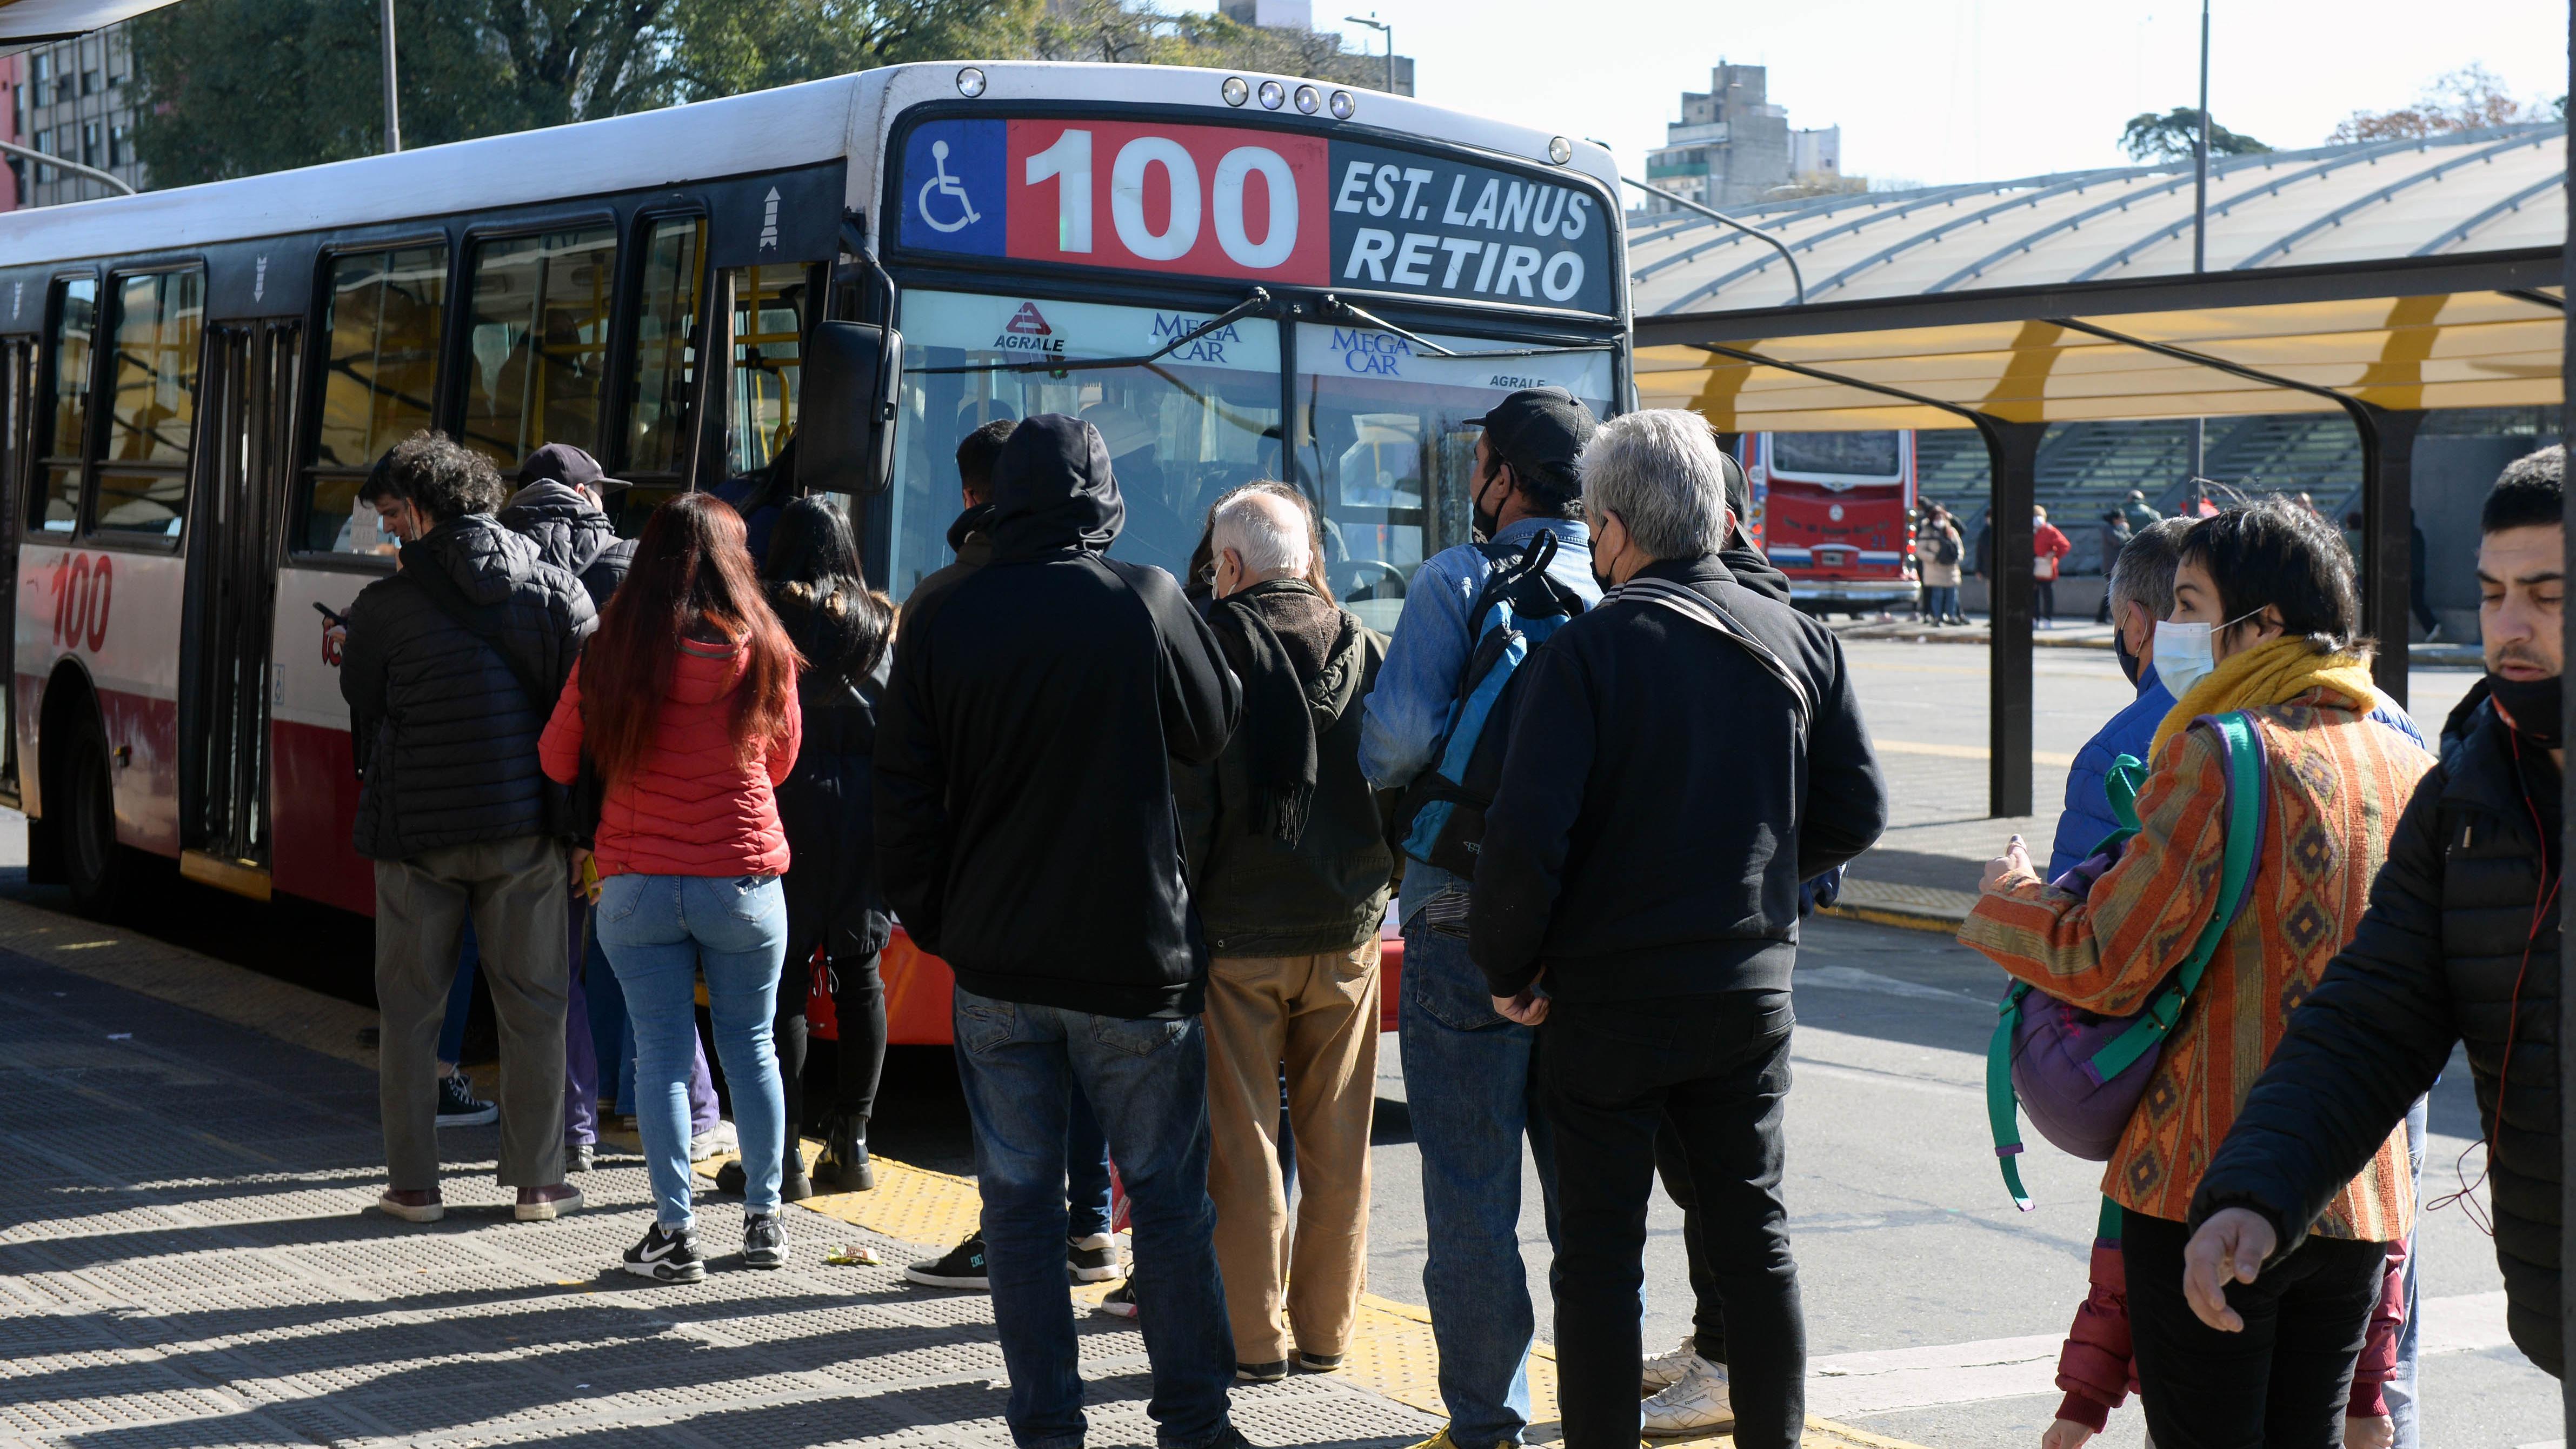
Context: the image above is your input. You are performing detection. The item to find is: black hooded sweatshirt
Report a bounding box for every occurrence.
[497,479,635,612]
[874,416,1241,1018]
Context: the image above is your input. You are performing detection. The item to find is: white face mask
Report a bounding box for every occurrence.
[2155,609,2262,698]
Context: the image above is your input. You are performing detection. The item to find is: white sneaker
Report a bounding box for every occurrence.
[689,1120,738,1163]
[1640,1334,1700,1391]
[1641,1355,1733,1437]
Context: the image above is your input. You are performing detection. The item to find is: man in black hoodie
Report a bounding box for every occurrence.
[875,415,1247,1449]
[1470,411,1885,1449]
[907,418,1015,613]
[500,443,636,610]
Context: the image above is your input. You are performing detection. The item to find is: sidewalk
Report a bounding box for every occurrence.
[0,893,1915,1449]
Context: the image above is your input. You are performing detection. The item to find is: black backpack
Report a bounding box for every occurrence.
[1391,531,1590,877]
[1933,531,1961,565]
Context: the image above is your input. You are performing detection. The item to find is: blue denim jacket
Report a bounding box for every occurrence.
[1359,516,1599,926]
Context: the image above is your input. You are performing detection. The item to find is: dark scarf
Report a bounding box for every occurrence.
[1205,582,1322,846]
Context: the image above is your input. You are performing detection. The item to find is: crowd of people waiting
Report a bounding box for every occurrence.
[332,391,2567,1449]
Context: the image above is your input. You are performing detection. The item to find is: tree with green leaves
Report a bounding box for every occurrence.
[2118,107,2271,165]
[127,0,1385,189]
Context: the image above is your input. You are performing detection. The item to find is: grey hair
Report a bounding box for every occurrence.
[1576,409,1730,560]
[2109,516,2193,622]
[1211,487,1314,578]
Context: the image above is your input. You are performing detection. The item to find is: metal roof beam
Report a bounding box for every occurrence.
[1802,172,2136,302]
[2417,171,2568,256]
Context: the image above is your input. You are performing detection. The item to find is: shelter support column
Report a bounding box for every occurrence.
[1981,420,2044,818]
[2357,404,2421,708]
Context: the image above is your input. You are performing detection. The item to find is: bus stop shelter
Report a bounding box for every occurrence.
[1630,249,2564,816]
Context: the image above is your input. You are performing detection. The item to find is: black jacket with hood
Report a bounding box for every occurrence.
[771,577,893,965]
[2192,698,2564,1375]
[1469,552,1886,1001]
[1176,579,1393,957]
[341,514,596,860]
[874,416,1241,1018]
[497,479,635,612]
[903,503,996,625]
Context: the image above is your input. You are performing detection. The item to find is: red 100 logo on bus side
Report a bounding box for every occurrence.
[50,552,112,653]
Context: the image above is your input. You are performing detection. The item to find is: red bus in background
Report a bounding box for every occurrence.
[1742,430,1919,616]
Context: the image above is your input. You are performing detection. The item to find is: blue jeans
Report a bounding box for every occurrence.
[1923,584,1960,621]
[2389,1095,2428,1449]
[952,987,1235,1449]
[1400,907,1560,1446]
[596,872,788,1228]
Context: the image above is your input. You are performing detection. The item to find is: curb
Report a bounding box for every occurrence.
[1824,900,1968,936]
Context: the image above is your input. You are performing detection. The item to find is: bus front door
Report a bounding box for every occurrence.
[178,320,297,899]
[0,337,31,810]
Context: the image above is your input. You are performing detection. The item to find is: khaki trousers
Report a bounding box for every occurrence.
[1202,938,1382,1362]
[375,834,569,1191]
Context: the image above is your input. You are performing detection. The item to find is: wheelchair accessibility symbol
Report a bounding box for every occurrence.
[917,141,982,234]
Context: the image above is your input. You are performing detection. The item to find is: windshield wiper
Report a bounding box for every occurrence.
[912,288,1276,377]
[1317,295,1621,361]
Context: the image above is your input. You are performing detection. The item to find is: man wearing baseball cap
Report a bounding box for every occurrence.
[1360,386,1600,1449]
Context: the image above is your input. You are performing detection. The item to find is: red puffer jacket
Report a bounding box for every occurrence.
[540,636,802,879]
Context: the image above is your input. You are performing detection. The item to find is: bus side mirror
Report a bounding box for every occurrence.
[798,321,901,495]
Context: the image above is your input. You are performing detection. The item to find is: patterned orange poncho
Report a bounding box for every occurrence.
[1962,643,2431,1238]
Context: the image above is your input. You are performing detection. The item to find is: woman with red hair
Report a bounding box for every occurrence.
[542,492,804,1282]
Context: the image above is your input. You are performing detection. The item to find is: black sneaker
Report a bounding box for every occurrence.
[621,1223,704,1283]
[1067,1232,1122,1283]
[715,1158,813,1203]
[1236,1359,1288,1383]
[1094,1281,1138,1318]
[902,1231,989,1290]
[1296,1351,1344,1374]
[744,1213,788,1270]
[435,1071,498,1129]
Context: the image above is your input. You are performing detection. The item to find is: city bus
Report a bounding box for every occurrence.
[1741,429,1918,615]
[0,61,1627,1041]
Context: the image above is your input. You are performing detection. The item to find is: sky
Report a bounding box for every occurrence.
[1184,1,2570,190]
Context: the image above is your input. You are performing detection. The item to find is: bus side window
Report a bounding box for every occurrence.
[302,245,447,555]
[94,268,203,540]
[722,263,807,482]
[624,216,704,483]
[461,226,616,468]
[33,276,92,535]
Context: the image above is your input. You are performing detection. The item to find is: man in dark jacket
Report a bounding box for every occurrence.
[1470,410,1887,1449]
[1175,484,1394,1384]
[908,418,1015,609]
[501,443,635,609]
[2187,446,2566,1378]
[874,415,1247,1449]
[342,432,595,1226]
[497,442,639,1174]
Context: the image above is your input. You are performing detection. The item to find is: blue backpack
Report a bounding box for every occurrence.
[1393,531,1590,877]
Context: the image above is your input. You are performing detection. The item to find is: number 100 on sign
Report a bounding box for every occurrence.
[897,117,1612,315]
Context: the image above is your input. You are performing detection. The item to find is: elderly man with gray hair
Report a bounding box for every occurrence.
[1175,483,1396,1384]
[1468,410,1886,1449]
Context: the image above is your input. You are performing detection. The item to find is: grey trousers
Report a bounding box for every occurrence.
[376,834,570,1191]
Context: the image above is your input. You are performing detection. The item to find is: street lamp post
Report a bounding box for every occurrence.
[1344,13,1393,95]
[380,0,401,153]
[2192,0,2209,273]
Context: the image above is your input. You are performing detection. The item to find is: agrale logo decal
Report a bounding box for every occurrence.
[990,302,1063,355]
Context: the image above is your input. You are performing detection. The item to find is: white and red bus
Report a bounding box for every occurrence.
[0,61,1627,1040]
[1741,429,1918,615]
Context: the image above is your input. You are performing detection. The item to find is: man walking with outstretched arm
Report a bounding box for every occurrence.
[875,416,1247,1449]
[1359,387,1602,1449]
[1471,411,1886,1449]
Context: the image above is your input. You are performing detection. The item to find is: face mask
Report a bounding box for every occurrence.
[2154,609,2262,698]
[2112,626,2141,687]
[2487,671,2564,749]
[1470,468,1504,541]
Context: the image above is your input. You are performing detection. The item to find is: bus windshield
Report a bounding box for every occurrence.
[1770,431,1901,481]
[887,289,1283,598]
[885,289,1616,633]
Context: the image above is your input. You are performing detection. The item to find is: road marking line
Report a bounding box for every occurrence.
[1876,737,2080,768]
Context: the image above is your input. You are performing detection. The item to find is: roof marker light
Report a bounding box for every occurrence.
[1222,76,1250,106]
[1329,90,1356,119]
[1258,79,1286,110]
[1548,136,1573,165]
[956,67,987,98]
[1294,84,1321,115]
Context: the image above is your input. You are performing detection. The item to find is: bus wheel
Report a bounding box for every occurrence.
[62,720,127,915]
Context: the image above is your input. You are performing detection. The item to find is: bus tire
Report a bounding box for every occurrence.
[62,718,128,916]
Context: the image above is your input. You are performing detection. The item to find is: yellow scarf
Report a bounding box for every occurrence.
[2151,636,2380,758]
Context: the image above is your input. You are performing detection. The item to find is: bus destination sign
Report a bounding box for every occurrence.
[896,116,1614,317]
